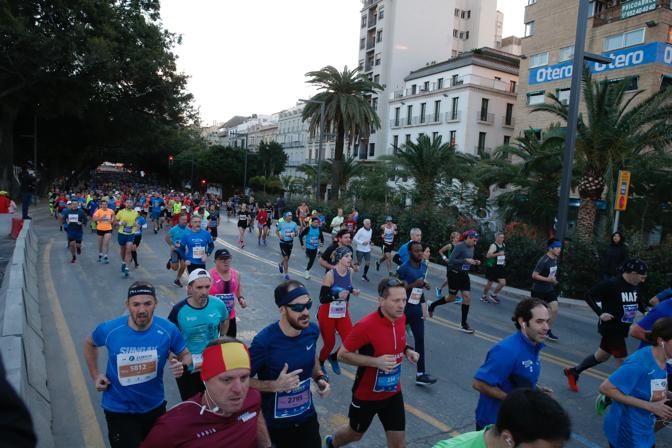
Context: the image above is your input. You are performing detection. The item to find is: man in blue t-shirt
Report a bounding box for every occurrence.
[165,213,189,287]
[249,280,330,448]
[83,282,191,448]
[179,215,215,274]
[299,217,324,280]
[275,212,299,280]
[472,298,551,430]
[59,200,88,264]
[150,193,165,233]
[168,268,229,400]
[648,282,672,307]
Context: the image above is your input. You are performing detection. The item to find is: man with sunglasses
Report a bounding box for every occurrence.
[248,280,330,448]
[429,230,481,333]
[324,277,419,448]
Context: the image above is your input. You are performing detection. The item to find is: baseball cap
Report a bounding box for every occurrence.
[623,259,648,275]
[187,268,211,285]
[385,216,393,221]
[134,207,141,212]
[66,200,72,205]
[463,230,480,239]
[214,249,232,260]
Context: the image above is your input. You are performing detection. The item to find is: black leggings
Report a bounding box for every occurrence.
[104,402,166,448]
[226,317,237,338]
[268,413,321,448]
[306,248,318,270]
[175,369,205,401]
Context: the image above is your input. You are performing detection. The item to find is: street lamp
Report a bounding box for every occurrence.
[555,0,612,252]
[229,129,249,194]
[299,98,325,202]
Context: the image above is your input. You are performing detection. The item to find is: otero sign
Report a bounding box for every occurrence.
[529,42,672,85]
[621,0,657,19]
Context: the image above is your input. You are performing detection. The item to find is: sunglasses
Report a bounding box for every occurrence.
[378,277,406,295]
[285,300,313,313]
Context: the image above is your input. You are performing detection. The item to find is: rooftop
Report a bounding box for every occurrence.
[405,47,520,82]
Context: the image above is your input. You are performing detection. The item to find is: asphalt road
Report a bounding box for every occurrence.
[32,206,671,447]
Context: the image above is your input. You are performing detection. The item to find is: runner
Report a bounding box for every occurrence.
[263,201,274,243]
[394,228,421,267]
[482,232,507,304]
[396,241,437,386]
[141,337,270,448]
[324,278,420,448]
[59,200,88,264]
[83,281,191,448]
[599,317,672,448]
[255,205,269,246]
[530,238,562,342]
[428,230,481,333]
[179,215,215,274]
[648,280,672,306]
[353,218,373,282]
[249,280,330,448]
[564,259,648,392]
[330,208,345,235]
[376,216,398,276]
[115,198,139,278]
[168,269,229,400]
[318,247,360,376]
[299,217,324,279]
[149,192,164,234]
[165,213,189,287]
[343,213,357,237]
[276,211,299,281]
[206,203,220,240]
[432,389,571,448]
[130,207,147,269]
[472,298,551,430]
[319,229,354,272]
[436,232,461,302]
[209,249,247,338]
[296,201,309,230]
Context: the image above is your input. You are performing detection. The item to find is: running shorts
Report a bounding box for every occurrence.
[280,242,293,258]
[133,235,142,247]
[117,233,135,246]
[447,269,470,293]
[237,220,248,229]
[187,263,206,274]
[531,289,558,303]
[97,229,111,236]
[382,243,393,254]
[348,392,405,434]
[151,212,160,220]
[485,265,506,282]
[356,250,371,264]
[170,250,183,264]
[67,230,83,243]
[208,227,218,239]
[599,333,627,359]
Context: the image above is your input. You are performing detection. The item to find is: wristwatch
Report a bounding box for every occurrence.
[315,374,329,383]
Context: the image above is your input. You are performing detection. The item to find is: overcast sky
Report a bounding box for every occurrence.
[160,0,527,125]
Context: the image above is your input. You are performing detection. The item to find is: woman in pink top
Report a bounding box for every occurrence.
[209,249,247,337]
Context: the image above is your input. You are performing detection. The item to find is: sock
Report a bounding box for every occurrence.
[461,304,470,326]
[364,265,370,276]
[574,355,600,375]
[430,298,447,311]
[131,251,138,265]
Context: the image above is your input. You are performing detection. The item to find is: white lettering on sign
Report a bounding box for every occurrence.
[594,50,644,72]
[536,65,572,83]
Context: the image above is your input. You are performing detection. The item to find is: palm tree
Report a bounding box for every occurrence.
[323,157,364,190]
[297,161,330,197]
[302,66,382,197]
[532,68,672,241]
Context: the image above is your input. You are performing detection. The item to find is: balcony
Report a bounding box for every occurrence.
[368,15,377,28]
[430,114,442,124]
[502,116,515,128]
[445,111,461,122]
[593,0,670,27]
[476,112,495,125]
[366,37,375,50]
[389,119,401,129]
[475,146,493,154]
[391,74,518,100]
[365,61,373,72]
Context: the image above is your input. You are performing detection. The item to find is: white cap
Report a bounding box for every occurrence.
[134,207,141,212]
[187,268,211,285]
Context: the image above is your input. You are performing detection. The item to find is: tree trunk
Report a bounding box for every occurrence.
[332,121,345,198]
[0,101,19,193]
[576,197,597,242]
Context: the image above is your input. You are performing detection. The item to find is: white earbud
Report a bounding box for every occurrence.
[203,382,221,413]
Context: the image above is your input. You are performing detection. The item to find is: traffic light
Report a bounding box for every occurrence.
[168,154,174,166]
[200,179,207,186]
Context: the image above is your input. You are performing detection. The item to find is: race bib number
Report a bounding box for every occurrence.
[549,266,558,277]
[309,236,319,245]
[191,353,203,372]
[102,215,110,222]
[123,225,133,233]
[192,246,205,258]
[283,230,293,240]
[328,300,347,318]
[68,214,79,224]
[274,378,311,419]
[651,378,667,402]
[116,350,158,386]
[409,287,423,305]
[216,293,236,312]
[384,234,394,244]
[462,263,471,271]
[497,255,506,265]
[373,364,401,392]
[621,304,638,324]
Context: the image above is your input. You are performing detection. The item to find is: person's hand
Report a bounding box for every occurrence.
[185,260,191,266]
[599,313,614,322]
[94,374,111,392]
[169,358,184,378]
[200,255,207,262]
[352,289,361,296]
[648,399,672,419]
[338,290,350,300]
[275,363,303,392]
[549,275,558,285]
[238,297,248,309]
[423,281,431,290]
[301,245,305,250]
[405,350,419,365]
[316,378,331,398]
[538,385,553,396]
[375,355,397,373]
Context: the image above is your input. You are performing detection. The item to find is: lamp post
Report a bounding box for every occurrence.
[229,129,249,194]
[555,0,612,253]
[299,99,325,202]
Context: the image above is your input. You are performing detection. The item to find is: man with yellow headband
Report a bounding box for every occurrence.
[141,337,271,448]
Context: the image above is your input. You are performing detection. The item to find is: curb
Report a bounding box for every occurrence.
[0,220,54,448]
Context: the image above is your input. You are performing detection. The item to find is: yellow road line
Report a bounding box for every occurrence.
[43,240,106,447]
[215,238,609,381]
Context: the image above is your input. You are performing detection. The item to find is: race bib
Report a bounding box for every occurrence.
[651,378,667,402]
[116,350,158,386]
[497,255,506,265]
[549,266,558,277]
[216,293,236,312]
[68,214,79,224]
[621,304,638,324]
[283,229,293,239]
[373,364,401,392]
[191,353,203,372]
[409,287,423,305]
[309,236,319,245]
[192,246,205,258]
[274,378,311,419]
[328,300,347,319]
[123,225,133,233]
[102,215,110,222]
[384,233,394,243]
[462,263,471,271]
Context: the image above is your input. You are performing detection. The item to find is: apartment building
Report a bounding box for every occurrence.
[357,0,503,160]
[247,122,279,151]
[514,0,672,136]
[387,48,519,156]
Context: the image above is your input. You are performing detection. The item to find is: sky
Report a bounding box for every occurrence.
[160,0,527,126]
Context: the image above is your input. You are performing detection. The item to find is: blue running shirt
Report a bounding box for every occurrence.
[168,296,229,356]
[179,229,214,264]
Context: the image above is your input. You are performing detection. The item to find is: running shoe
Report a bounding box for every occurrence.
[77,247,81,255]
[123,267,129,278]
[480,295,490,304]
[415,373,438,386]
[323,435,334,448]
[98,255,102,263]
[328,353,342,375]
[460,324,475,334]
[103,256,109,264]
[173,279,183,288]
[454,296,463,304]
[595,393,612,416]
[71,257,76,264]
[435,287,442,299]
[564,367,579,392]
[375,260,380,271]
[121,263,126,273]
[304,270,310,280]
[546,331,559,342]
[362,275,369,282]
[489,294,500,304]
[278,263,283,273]
[284,274,290,281]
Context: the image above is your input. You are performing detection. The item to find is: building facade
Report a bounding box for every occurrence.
[514,0,672,137]
[357,0,503,159]
[387,48,519,156]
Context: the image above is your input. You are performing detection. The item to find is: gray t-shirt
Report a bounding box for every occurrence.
[532,254,558,293]
[447,242,475,271]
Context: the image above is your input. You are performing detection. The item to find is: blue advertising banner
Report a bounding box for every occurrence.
[528,42,672,85]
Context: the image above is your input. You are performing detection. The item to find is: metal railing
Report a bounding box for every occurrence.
[366,37,375,50]
[445,111,461,122]
[476,112,495,124]
[502,116,515,128]
[392,74,518,100]
[368,15,377,28]
[475,146,493,154]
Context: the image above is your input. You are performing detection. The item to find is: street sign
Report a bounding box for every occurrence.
[615,170,631,211]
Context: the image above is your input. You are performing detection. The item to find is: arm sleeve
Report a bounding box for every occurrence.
[319,228,324,244]
[533,257,546,274]
[584,282,607,316]
[474,343,516,386]
[607,358,643,396]
[342,321,369,353]
[249,335,267,377]
[91,323,107,347]
[169,324,187,355]
[167,305,180,327]
[319,285,336,304]
[449,245,467,265]
[298,227,308,245]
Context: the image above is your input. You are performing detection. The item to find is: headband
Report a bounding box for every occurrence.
[548,241,562,249]
[277,287,309,307]
[200,342,251,381]
[128,286,156,298]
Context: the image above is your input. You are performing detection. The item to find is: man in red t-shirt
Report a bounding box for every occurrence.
[141,338,271,448]
[324,278,419,448]
[0,192,10,214]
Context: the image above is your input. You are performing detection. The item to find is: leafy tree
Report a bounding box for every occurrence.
[302,65,381,197]
[297,161,330,197]
[256,141,288,178]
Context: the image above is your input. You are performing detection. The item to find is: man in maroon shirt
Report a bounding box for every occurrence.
[141,337,271,448]
[324,278,419,448]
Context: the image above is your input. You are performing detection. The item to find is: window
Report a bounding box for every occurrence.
[423,81,430,91]
[451,97,459,119]
[603,28,645,51]
[361,16,366,28]
[465,31,470,40]
[418,132,425,138]
[504,135,511,145]
[453,29,459,38]
[662,75,672,91]
[461,11,465,19]
[668,25,672,44]
[528,0,537,4]
[372,97,378,111]
[392,135,398,149]
[433,131,439,141]
[374,74,380,84]
[437,78,444,89]
[376,29,383,42]
[480,98,489,119]
[449,130,456,146]
[467,10,471,19]
[608,76,639,91]
[478,132,487,151]
[434,100,441,122]
[524,21,535,37]
[529,52,549,68]
[360,38,365,50]
[411,84,417,95]
[557,88,571,105]
[451,74,460,86]
[375,54,381,65]
[369,143,375,157]
[454,8,460,16]
[527,91,545,105]
[420,103,427,123]
[394,107,400,126]
[406,105,413,125]
[405,134,412,144]
[510,80,517,93]
[378,8,384,19]
[558,45,574,62]
[505,103,514,126]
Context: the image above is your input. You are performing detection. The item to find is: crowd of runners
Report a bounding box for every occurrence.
[43,177,672,448]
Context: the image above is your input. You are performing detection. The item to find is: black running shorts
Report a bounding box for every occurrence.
[348,392,405,434]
